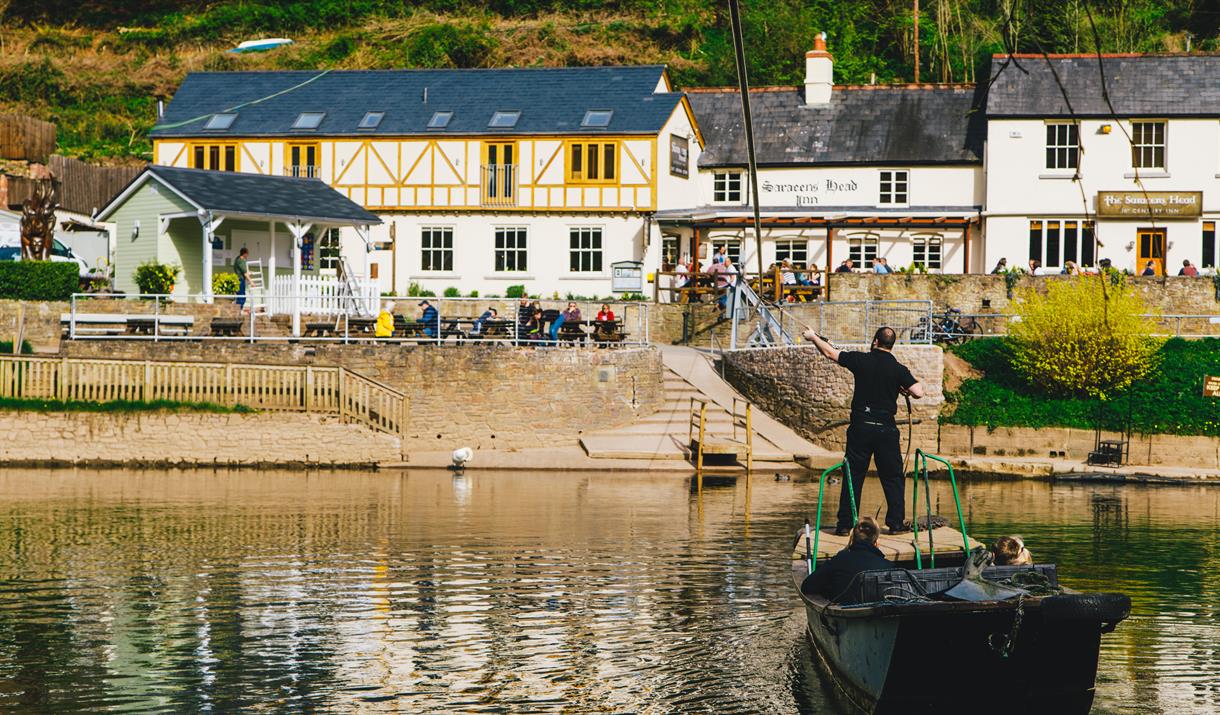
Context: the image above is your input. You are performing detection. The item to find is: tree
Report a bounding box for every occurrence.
[1008,275,1163,399]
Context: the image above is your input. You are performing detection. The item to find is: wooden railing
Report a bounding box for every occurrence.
[0,356,408,451]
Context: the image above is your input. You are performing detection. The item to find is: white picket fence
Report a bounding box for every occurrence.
[269,275,379,317]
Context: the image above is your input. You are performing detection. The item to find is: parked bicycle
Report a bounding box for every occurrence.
[911,307,982,345]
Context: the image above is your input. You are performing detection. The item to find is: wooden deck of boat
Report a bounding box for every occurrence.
[791,526,985,563]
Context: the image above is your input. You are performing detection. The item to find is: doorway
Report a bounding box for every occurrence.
[1137,228,1165,276]
[483,142,516,204]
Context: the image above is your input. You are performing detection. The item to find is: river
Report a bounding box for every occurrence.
[0,469,1215,714]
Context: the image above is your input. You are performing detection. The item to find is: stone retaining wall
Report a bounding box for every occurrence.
[64,342,664,451]
[938,424,1220,469]
[0,411,395,467]
[721,345,945,453]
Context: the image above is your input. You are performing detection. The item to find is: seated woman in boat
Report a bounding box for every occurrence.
[992,535,1033,566]
[802,517,893,604]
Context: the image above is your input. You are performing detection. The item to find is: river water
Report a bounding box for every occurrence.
[0,469,1215,714]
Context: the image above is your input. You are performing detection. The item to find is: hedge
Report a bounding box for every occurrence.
[0,262,80,301]
[0,397,254,414]
[945,338,1220,436]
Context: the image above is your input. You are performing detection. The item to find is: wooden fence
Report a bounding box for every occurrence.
[49,155,144,216]
[0,356,408,451]
[0,115,55,162]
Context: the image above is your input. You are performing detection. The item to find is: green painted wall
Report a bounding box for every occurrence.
[109,179,194,295]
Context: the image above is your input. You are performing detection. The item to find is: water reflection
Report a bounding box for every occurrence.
[0,469,1215,713]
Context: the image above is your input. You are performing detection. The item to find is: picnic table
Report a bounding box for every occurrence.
[61,313,195,337]
[591,319,628,344]
[210,318,244,337]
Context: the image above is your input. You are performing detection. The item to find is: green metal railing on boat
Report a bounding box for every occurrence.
[910,449,970,569]
[806,450,970,574]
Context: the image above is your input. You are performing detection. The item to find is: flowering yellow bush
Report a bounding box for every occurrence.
[1009,276,1164,398]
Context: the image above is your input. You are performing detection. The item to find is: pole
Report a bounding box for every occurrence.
[727,0,766,281]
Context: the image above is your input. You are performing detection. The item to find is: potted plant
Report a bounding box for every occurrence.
[133,261,182,296]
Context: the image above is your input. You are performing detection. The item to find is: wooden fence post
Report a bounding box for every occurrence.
[305,366,314,412]
[143,360,151,402]
[58,356,68,401]
[224,363,233,406]
[337,367,346,422]
[399,395,410,460]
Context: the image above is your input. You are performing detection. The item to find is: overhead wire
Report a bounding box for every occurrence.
[153,70,334,130]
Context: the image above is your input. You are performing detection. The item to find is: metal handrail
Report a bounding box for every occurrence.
[909,449,970,569]
[810,459,854,573]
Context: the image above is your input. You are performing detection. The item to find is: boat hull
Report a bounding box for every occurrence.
[803,600,1102,714]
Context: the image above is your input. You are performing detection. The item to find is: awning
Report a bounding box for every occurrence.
[654,205,981,230]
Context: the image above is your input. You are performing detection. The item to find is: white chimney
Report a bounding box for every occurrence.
[805,32,833,106]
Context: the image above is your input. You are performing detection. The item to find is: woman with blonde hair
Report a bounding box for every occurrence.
[992,535,1033,566]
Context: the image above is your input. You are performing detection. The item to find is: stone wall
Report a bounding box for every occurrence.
[64,342,664,451]
[938,424,1220,469]
[0,411,395,467]
[721,344,945,453]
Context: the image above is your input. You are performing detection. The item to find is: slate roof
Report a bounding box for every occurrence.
[98,166,380,224]
[688,85,984,167]
[986,54,1220,117]
[151,66,682,138]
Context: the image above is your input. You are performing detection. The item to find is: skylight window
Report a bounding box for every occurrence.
[292,112,325,130]
[581,110,613,128]
[489,111,520,128]
[204,113,236,130]
[428,111,453,129]
[359,111,385,129]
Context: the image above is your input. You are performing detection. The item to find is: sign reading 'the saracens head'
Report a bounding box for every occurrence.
[1096,191,1202,218]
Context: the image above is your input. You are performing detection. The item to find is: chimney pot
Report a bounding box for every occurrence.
[805,32,833,106]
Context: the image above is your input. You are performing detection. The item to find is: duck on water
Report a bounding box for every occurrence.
[791,452,1131,715]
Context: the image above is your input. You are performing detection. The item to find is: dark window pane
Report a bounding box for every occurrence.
[1029,221,1042,262]
[1204,223,1216,268]
[588,144,599,180]
[1082,223,1096,265]
[1064,223,1078,264]
[604,143,615,180]
[1046,222,1060,266]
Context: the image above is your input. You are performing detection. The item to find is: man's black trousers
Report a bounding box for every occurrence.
[837,420,906,532]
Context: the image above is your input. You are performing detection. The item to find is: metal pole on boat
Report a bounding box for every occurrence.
[923,453,936,568]
[804,520,814,575]
[911,450,924,569]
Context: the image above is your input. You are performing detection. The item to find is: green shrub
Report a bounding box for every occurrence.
[212,272,240,295]
[0,396,254,414]
[505,284,527,298]
[0,262,80,300]
[467,290,479,298]
[0,340,34,354]
[443,286,461,297]
[133,261,181,295]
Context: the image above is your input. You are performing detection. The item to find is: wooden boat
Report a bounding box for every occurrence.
[792,451,1131,714]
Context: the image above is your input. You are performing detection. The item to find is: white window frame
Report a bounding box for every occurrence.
[318,228,341,273]
[774,238,809,266]
[710,237,742,264]
[494,227,528,272]
[1131,120,1166,169]
[1045,122,1079,170]
[912,234,943,271]
[879,170,909,205]
[712,171,745,204]
[420,226,454,272]
[1028,219,1096,269]
[847,233,879,268]
[569,226,604,273]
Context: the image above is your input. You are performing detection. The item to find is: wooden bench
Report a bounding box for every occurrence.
[591,320,628,344]
[61,313,195,337]
[303,322,336,338]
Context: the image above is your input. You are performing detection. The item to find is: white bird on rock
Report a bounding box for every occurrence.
[451,447,473,470]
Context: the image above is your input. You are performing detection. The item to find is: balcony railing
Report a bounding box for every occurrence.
[286,166,322,179]
[480,164,518,207]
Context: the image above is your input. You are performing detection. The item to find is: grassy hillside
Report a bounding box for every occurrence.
[0,0,1215,163]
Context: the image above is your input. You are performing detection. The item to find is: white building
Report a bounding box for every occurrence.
[984,54,1220,276]
[149,66,702,298]
[663,35,985,282]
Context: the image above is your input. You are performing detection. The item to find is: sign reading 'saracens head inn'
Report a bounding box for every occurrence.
[1097,191,1202,218]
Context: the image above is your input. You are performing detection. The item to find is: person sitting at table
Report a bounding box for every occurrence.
[675,255,691,290]
[375,300,395,338]
[781,259,799,286]
[551,301,581,341]
[597,303,615,322]
[806,263,821,287]
[836,259,854,273]
[473,306,497,334]
[418,300,439,338]
[526,307,545,340]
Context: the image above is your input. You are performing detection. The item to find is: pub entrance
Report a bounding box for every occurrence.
[1137,227,1166,276]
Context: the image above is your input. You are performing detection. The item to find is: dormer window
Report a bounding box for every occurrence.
[204,113,236,130]
[359,111,384,129]
[428,111,453,129]
[581,110,613,128]
[292,112,325,130]
[489,111,520,128]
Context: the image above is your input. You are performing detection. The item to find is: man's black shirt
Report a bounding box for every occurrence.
[838,349,917,422]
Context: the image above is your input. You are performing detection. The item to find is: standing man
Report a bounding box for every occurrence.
[234,247,250,315]
[802,326,925,536]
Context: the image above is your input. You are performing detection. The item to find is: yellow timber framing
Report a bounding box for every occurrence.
[154,133,660,212]
[564,139,621,185]
[184,140,241,172]
[284,141,321,177]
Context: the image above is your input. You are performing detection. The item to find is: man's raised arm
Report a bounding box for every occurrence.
[802,329,840,363]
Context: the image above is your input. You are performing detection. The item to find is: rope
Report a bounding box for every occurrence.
[154,70,333,130]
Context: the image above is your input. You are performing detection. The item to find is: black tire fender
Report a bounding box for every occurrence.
[1041,593,1131,623]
